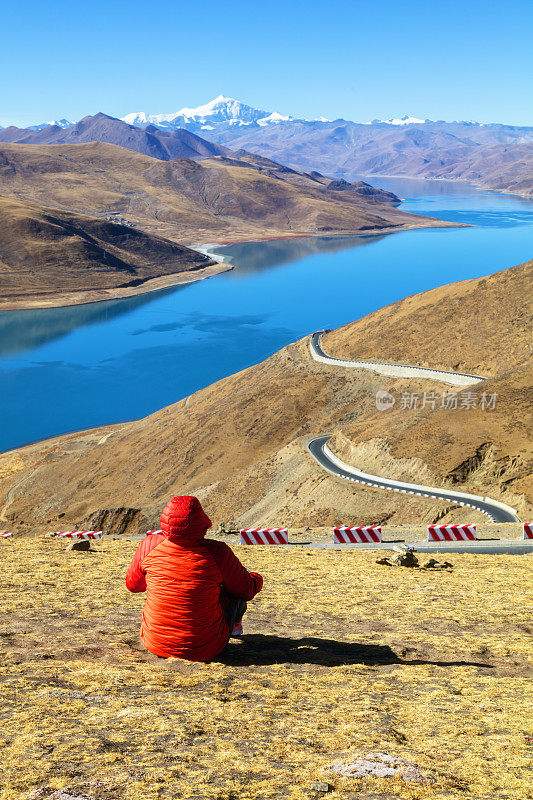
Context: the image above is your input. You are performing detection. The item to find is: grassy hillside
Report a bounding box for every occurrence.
[0,196,225,308]
[0,142,454,247]
[0,260,530,534]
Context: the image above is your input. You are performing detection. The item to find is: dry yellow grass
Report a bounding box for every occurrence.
[0,539,531,800]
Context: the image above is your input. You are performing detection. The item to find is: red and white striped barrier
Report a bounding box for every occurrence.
[240,528,288,545]
[0,532,13,538]
[54,531,103,540]
[145,529,163,536]
[523,523,533,539]
[333,526,382,544]
[428,524,476,542]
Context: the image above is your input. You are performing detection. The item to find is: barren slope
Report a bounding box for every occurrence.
[324,259,532,375]
[0,142,454,247]
[0,260,530,534]
[0,196,225,309]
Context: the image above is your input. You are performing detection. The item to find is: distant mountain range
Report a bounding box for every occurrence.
[0,112,230,161]
[1,96,532,196]
[209,118,533,198]
[8,94,531,135]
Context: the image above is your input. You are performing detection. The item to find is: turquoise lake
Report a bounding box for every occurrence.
[1,177,532,453]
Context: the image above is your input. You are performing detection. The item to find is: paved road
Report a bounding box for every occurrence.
[310,330,485,385]
[307,434,519,524]
[306,331,519,524]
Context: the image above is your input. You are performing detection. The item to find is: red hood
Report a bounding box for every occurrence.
[160,496,212,544]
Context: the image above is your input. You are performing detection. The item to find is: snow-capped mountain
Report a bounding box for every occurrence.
[371,115,428,125]
[256,111,293,127]
[366,115,487,126]
[122,95,293,131]
[27,118,73,131]
[121,98,440,132]
[11,97,511,136]
[122,96,457,133]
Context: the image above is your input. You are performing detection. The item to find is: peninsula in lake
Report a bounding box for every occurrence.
[0,135,455,309]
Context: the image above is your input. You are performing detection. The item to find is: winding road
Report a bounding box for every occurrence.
[306,332,520,524]
[310,331,485,386]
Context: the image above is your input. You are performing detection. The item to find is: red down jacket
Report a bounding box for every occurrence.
[125,496,263,661]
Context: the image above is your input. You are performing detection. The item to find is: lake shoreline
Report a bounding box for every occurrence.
[1,176,530,455]
[0,261,232,312]
[362,172,533,200]
[0,218,459,312]
[191,218,460,250]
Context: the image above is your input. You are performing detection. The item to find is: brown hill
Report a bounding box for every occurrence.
[0,260,530,535]
[0,196,225,309]
[324,260,532,375]
[0,140,456,308]
[0,113,230,161]
[0,141,452,246]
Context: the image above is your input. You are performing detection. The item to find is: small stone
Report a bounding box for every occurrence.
[66,539,91,552]
[391,549,419,567]
[311,782,333,793]
[376,557,393,566]
[421,558,453,570]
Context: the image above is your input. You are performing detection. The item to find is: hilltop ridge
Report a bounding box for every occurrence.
[0,112,231,161]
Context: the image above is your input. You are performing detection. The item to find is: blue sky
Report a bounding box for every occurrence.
[1,0,532,127]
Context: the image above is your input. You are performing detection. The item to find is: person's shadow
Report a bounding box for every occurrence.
[217,634,492,669]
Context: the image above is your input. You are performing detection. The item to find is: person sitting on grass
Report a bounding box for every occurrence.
[126,495,263,662]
